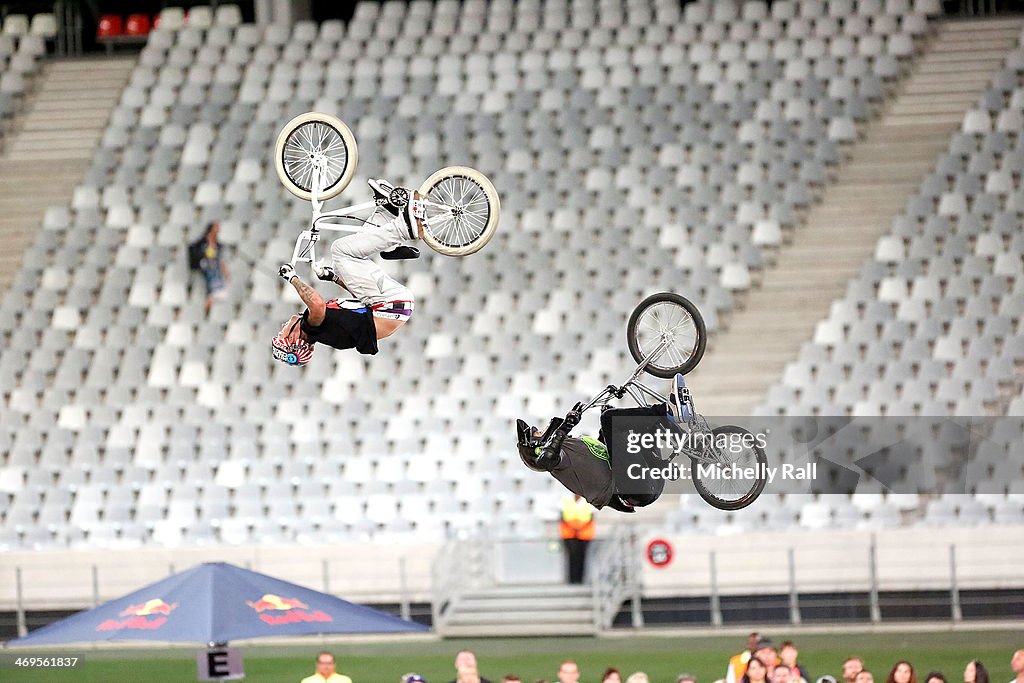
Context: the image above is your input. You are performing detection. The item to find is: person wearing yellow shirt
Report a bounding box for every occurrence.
[300,652,353,683]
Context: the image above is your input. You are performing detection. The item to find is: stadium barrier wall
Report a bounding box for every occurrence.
[2,526,1022,616]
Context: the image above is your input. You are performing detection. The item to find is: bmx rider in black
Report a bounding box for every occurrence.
[516,404,673,513]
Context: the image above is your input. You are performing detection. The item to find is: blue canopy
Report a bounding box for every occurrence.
[9,561,428,645]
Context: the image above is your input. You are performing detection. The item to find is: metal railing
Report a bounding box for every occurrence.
[430,536,488,630]
[591,526,641,629]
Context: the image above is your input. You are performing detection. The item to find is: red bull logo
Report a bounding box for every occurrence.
[246,593,333,626]
[246,594,308,612]
[95,598,176,632]
[120,598,178,617]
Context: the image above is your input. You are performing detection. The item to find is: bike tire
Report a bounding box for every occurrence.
[691,425,767,511]
[626,292,707,379]
[274,111,358,201]
[417,166,500,257]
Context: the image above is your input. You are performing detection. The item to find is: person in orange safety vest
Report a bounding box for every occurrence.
[560,494,595,584]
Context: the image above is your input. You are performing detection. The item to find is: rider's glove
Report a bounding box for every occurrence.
[312,261,336,282]
[563,402,584,429]
[278,263,297,282]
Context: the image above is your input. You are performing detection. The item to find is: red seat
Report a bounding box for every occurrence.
[96,14,123,39]
[125,14,151,36]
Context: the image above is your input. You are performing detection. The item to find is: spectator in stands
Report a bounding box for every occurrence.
[780,641,810,683]
[773,664,794,683]
[923,672,947,683]
[856,671,875,683]
[843,659,866,683]
[188,222,230,314]
[557,660,581,683]
[676,675,697,683]
[965,661,989,683]
[625,674,650,683]
[727,633,762,683]
[1010,651,1024,683]
[458,669,481,683]
[449,651,492,683]
[601,668,623,683]
[403,676,427,683]
[741,657,771,683]
[886,662,918,683]
[300,652,352,683]
[501,676,522,683]
[754,640,780,673]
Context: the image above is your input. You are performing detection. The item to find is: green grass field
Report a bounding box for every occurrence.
[2,630,1021,682]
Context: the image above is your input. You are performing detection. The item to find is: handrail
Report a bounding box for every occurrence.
[591,526,639,629]
[430,534,490,630]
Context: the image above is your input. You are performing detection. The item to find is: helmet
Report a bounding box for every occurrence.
[271,334,313,366]
[517,419,545,472]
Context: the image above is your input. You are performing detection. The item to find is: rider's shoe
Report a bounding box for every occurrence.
[402,191,425,241]
[670,373,692,422]
[312,260,337,282]
[369,178,416,221]
[369,178,396,214]
[380,245,420,260]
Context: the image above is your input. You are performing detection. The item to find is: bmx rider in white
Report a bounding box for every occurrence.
[271,179,424,366]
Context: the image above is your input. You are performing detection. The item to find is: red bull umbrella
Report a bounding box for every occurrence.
[9,562,427,645]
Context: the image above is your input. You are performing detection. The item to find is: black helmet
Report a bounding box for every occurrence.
[516,419,546,472]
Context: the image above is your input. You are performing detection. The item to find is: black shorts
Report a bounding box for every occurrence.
[301,303,379,355]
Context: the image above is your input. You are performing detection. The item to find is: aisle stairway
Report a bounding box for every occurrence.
[0,57,134,293]
[436,583,598,637]
[688,17,1024,417]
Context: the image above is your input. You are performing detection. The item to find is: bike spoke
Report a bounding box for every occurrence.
[634,300,700,370]
[425,176,490,247]
[283,122,347,192]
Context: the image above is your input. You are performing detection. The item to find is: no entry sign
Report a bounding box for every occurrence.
[646,538,673,568]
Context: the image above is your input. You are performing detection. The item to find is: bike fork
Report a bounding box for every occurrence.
[674,373,694,422]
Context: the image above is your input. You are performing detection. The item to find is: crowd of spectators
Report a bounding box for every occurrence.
[301,643,1024,683]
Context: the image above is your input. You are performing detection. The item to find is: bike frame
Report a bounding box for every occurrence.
[288,164,448,267]
[288,165,380,266]
[569,339,725,466]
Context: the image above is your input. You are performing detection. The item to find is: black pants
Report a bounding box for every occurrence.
[564,538,589,584]
[600,404,670,505]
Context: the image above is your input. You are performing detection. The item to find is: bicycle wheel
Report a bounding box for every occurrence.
[417,166,500,257]
[691,425,767,511]
[274,112,358,201]
[626,292,707,378]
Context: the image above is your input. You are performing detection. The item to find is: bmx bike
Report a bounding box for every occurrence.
[273,112,501,263]
[540,292,768,511]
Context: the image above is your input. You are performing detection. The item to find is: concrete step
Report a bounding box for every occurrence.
[921,47,1018,63]
[4,150,97,161]
[22,111,112,128]
[460,584,592,599]
[46,57,135,71]
[455,596,595,612]
[438,623,598,637]
[916,60,1010,75]
[29,99,119,113]
[32,87,122,102]
[446,609,594,625]
[882,113,964,126]
[692,393,770,417]
[903,78,1004,94]
[868,122,958,140]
